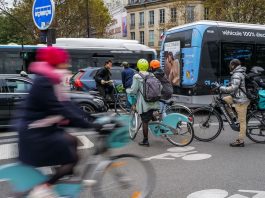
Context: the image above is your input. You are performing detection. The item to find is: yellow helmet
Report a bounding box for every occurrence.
[137,59,149,71]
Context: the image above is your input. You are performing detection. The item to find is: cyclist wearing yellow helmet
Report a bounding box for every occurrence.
[127,59,160,146]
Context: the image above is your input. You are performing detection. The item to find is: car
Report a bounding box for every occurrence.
[70,67,123,91]
[0,74,107,127]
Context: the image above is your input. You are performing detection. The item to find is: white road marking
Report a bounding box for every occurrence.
[0,136,94,160]
[0,138,18,144]
[167,146,195,153]
[0,132,17,137]
[182,154,212,161]
[187,189,229,198]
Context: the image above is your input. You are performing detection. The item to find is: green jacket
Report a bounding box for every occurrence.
[126,71,160,114]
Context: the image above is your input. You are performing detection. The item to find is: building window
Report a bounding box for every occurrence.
[160,9,165,24]
[186,6,195,23]
[140,31,144,44]
[139,12,144,27]
[149,30,154,46]
[149,10,154,25]
[171,8,177,22]
[204,8,209,20]
[131,32,135,40]
[130,13,135,28]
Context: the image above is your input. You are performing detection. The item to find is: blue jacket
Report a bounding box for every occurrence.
[122,68,135,89]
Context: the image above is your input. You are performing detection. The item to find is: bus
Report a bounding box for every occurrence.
[0,38,156,74]
[160,20,265,105]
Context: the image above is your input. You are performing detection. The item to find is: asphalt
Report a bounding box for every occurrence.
[0,125,265,198]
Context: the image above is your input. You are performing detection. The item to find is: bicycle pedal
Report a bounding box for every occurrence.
[83,179,97,187]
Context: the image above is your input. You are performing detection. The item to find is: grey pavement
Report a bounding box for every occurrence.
[0,126,265,198]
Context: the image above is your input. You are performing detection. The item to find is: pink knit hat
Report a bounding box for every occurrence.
[36,47,69,67]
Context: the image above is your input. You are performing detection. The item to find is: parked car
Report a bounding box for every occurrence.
[70,67,123,91]
[0,74,107,127]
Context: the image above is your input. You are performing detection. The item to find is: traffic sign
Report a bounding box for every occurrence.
[32,0,55,30]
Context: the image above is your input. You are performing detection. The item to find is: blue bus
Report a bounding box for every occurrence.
[160,20,265,105]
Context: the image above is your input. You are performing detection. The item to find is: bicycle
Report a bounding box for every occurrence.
[89,81,128,113]
[192,88,265,143]
[128,97,194,147]
[0,114,155,198]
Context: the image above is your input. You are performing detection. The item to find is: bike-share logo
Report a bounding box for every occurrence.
[144,146,211,161]
[32,0,55,30]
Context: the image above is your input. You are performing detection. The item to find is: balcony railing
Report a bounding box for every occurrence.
[148,41,154,46]
[139,22,145,28]
[128,0,158,6]
[130,24,135,29]
[148,21,154,27]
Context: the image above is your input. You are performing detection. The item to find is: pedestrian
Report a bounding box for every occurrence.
[149,60,173,117]
[121,61,135,110]
[14,47,98,197]
[94,59,114,102]
[219,59,250,147]
[126,59,160,146]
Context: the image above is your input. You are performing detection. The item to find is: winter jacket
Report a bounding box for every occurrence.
[126,71,160,114]
[16,62,90,167]
[121,67,135,89]
[220,66,249,104]
[94,67,112,87]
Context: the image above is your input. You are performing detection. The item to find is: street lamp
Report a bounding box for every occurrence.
[86,0,90,38]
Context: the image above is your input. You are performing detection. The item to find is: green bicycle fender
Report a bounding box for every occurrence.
[162,113,190,128]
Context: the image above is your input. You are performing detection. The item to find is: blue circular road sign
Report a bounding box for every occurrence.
[32,0,55,30]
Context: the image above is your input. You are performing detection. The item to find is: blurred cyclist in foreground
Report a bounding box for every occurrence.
[14,47,97,198]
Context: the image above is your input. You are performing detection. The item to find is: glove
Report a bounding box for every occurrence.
[101,80,106,85]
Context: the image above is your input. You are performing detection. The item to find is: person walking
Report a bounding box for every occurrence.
[219,59,250,147]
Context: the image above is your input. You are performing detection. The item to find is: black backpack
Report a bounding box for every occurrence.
[154,73,173,100]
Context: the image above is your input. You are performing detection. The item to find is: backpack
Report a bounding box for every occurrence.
[258,90,265,110]
[139,73,162,102]
[154,74,173,100]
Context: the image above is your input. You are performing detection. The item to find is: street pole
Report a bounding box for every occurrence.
[86,0,90,38]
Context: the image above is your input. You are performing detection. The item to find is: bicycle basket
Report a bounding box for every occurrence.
[127,94,137,105]
[116,84,125,93]
[107,115,131,148]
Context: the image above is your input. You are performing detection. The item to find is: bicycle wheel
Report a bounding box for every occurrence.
[165,104,194,124]
[116,93,128,113]
[247,110,265,143]
[192,107,223,142]
[92,154,155,198]
[129,111,141,140]
[165,121,194,146]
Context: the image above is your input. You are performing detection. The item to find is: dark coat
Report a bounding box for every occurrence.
[121,67,135,89]
[17,75,90,167]
[94,67,112,87]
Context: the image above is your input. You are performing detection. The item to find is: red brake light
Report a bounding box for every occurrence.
[74,73,84,88]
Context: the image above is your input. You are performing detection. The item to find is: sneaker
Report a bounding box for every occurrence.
[28,184,59,198]
[138,139,150,147]
[230,139,245,147]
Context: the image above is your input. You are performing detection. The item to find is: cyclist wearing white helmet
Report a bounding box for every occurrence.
[126,59,160,146]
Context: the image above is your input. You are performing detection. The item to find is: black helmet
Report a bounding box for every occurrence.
[250,66,264,74]
[229,59,241,71]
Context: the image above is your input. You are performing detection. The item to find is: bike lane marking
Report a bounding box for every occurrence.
[144,146,212,161]
[187,189,265,198]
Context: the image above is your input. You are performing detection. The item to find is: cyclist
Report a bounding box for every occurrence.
[94,59,114,102]
[126,59,160,146]
[149,60,173,117]
[15,47,98,198]
[219,59,250,147]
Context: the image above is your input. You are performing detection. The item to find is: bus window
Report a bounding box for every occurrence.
[221,43,253,76]
[256,45,265,68]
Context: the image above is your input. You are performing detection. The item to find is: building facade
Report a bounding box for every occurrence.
[104,0,128,39]
[125,0,205,51]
